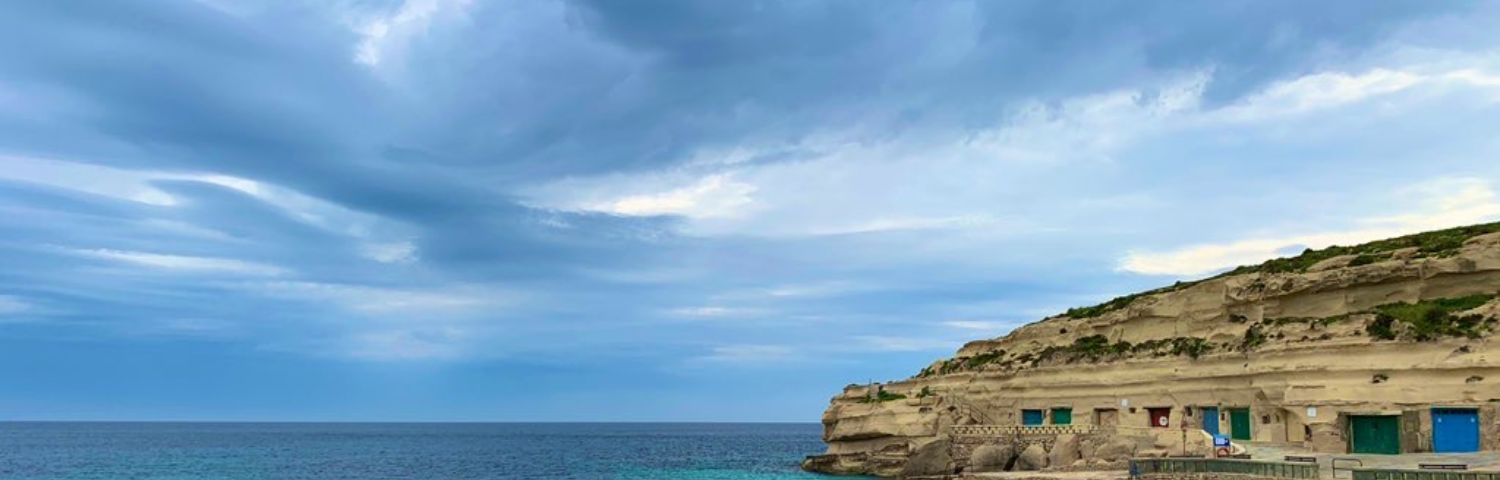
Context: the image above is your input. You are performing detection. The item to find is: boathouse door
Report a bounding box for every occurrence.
[1095,409,1118,426]
[1148,408,1171,428]
[1202,407,1220,435]
[1229,408,1252,440]
[1022,409,1045,426]
[1052,408,1073,425]
[1432,408,1480,453]
[1350,415,1401,454]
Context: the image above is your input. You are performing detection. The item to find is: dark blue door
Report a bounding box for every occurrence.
[1022,409,1044,426]
[1202,407,1220,435]
[1432,408,1480,453]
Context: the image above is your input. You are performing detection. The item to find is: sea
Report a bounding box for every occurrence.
[0,422,866,480]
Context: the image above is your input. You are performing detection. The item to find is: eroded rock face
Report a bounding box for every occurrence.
[968,444,1015,473]
[1048,434,1081,467]
[805,229,1500,477]
[1093,438,1137,462]
[898,438,954,479]
[1013,443,1048,471]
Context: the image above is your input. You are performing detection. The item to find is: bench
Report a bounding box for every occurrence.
[1419,464,1468,471]
[1284,456,1318,463]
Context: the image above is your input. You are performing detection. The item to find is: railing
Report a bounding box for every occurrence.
[949,424,1104,436]
[1131,458,1319,480]
[946,397,998,425]
[1352,469,1500,480]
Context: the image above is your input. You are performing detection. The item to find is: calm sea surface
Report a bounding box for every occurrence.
[0,422,861,480]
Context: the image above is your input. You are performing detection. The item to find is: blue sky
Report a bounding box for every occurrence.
[2,1,1500,422]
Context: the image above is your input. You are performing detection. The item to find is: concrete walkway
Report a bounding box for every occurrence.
[964,471,1128,480]
[1240,442,1500,476]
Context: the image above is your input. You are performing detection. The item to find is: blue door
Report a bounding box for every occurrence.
[1022,409,1045,426]
[1432,408,1480,453]
[1202,407,1220,435]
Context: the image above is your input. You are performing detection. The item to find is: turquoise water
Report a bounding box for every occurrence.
[0,422,860,480]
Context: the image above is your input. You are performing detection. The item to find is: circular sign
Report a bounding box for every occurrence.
[1158,416,1169,427]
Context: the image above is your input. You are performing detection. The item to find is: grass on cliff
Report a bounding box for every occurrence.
[1365,294,1497,341]
[857,389,908,404]
[1061,221,1500,319]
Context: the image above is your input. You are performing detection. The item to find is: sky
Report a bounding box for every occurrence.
[2,1,1500,422]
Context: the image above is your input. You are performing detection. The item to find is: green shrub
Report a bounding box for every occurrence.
[1241,325,1268,350]
[1058,222,1500,321]
[1224,222,1500,276]
[1349,253,1383,267]
[860,389,908,404]
[1369,294,1496,341]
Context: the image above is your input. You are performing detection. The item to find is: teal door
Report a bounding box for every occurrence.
[1350,416,1401,454]
[1022,409,1044,426]
[1230,408,1252,441]
[1202,407,1220,435]
[1052,408,1073,425]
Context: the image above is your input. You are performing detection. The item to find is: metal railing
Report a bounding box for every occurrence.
[949,424,1105,436]
[1352,470,1500,480]
[1131,458,1320,480]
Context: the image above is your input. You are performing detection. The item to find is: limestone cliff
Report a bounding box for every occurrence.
[806,224,1500,477]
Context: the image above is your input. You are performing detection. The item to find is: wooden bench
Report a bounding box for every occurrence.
[1284,456,1318,463]
[1419,464,1468,471]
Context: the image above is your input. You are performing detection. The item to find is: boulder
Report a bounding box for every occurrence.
[1013,443,1049,471]
[898,439,954,479]
[1048,434,1081,467]
[1079,437,1098,461]
[968,444,1015,473]
[1093,437,1136,462]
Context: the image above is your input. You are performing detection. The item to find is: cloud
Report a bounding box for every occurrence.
[341,327,469,361]
[352,0,474,68]
[586,175,757,219]
[73,249,285,276]
[853,335,963,353]
[359,241,418,264]
[255,281,503,317]
[942,320,1008,331]
[1119,178,1500,276]
[666,306,759,319]
[697,344,801,364]
[0,295,30,315]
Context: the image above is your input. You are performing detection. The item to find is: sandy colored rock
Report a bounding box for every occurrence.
[805,225,1500,477]
[1014,443,1048,471]
[899,438,954,479]
[969,444,1015,473]
[1048,434,1081,468]
[1092,438,1136,462]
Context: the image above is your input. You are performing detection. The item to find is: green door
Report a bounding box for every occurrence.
[1230,408,1252,441]
[1052,408,1073,425]
[1350,416,1401,454]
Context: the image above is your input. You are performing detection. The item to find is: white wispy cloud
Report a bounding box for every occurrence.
[345,328,467,361]
[586,174,757,219]
[0,295,30,315]
[1119,178,1500,276]
[697,344,801,364]
[352,0,473,67]
[74,249,285,276]
[256,281,503,316]
[359,241,419,264]
[941,320,1008,331]
[853,335,963,352]
[666,306,760,318]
